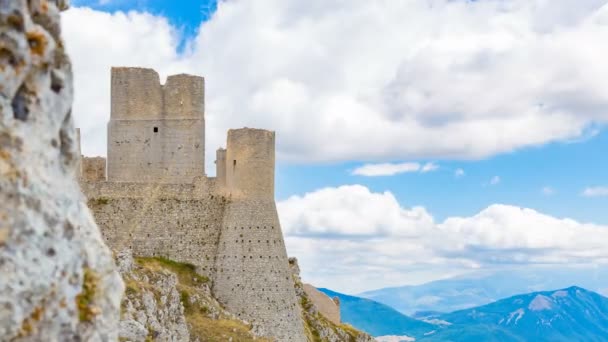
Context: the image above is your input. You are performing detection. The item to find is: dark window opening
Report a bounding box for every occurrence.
[153,127,158,133]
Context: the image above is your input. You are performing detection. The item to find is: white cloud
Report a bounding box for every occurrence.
[490,176,501,185]
[278,185,608,293]
[421,162,439,173]
[63,0,608,164]
[582,186,608,197]
[351,162,438,177]
[542,186,556,196]
[454,168,465,178]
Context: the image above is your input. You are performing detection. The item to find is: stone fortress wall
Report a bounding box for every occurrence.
[108,68,205,184]
[80,67,307,341]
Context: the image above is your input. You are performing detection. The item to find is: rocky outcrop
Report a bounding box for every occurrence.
[0,0,123,340]
[289,259,375,342]
[303,284,341,325]
[118,250,268,341]
[117,251,189,341]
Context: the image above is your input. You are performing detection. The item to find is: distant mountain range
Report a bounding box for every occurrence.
[321,286,608,341]
[318,288,435,338]
[421,286,608,342]
[358,267,608,315]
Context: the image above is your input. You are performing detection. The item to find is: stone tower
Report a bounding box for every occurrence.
[107,67,205,183]
[81,68,307,341]
[213,129,307,341]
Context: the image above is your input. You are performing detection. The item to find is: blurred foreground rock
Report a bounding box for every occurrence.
[0,0,123,340]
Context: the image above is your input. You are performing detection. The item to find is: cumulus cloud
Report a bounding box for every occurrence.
[421,162,439,173]
[351,162,438,177]
[582,186,608,197]
[64,0,608,164]
[279,185,608,292]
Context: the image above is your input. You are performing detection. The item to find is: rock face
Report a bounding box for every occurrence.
[118,251,189,342]
[0,1,123,340]
[118,250,270,342]
[289,259,376,342]
[303,284,341,325]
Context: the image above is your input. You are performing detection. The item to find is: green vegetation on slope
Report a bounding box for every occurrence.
[126,257,270,342]
[297,279,374,341]
[125,256,373,341]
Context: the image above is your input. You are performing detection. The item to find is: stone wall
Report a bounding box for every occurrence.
[107,68,205,183]
[303,284,341,325]
[82,156,106,182]
[83,180,224,277]
[213,199,307,341]
[215,148,227,189]
[83,179,307,341]
[225,128,275,199]
[81,64,303,340]
[107,118,204,183]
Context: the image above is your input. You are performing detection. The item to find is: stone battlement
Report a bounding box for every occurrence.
[80,68,306,341]
[111,67,204,120]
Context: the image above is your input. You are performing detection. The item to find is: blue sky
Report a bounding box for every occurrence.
[72,0,217,42]
[65,0,608,293]
[71,0,608,224]
[278,129,608,224]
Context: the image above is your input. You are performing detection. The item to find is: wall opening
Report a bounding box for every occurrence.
[153,127,158,133]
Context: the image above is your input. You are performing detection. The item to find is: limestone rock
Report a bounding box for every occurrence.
[303,283,341,325]
[119,253,267,341]
[0,1,123,340]
[120,267,189,341]
[117,249,135,274]
[290,258,375,342]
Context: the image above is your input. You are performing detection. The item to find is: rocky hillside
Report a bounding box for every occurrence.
[117,251,270,341]
[116,252,373,341]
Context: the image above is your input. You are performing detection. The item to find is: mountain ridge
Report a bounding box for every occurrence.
[358,268,608,315]
[421,286,608,342]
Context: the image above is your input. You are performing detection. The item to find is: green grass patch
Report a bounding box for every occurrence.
[135,256,209,287]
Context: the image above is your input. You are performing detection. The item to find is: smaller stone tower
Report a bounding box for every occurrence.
[213,129,307,341]
[215,148,227,189]
[107,67,205,183]
[224,128,275,198]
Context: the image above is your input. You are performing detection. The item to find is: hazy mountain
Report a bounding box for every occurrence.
[318,288,435,338]
[359,267,608,315]
[420,286,608,342]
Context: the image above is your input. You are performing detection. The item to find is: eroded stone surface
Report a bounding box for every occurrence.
[120,267,189,341]
[0,1,123,340]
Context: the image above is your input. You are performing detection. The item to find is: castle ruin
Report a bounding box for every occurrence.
[79,67,306,341]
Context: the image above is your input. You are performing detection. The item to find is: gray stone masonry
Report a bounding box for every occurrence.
[108,68,205,183]
[81,68,306,341]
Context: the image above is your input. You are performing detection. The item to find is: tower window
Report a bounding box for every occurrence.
[153,127,158,133]
[233,160,237,166]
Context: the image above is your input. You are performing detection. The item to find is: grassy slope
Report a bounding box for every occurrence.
[127,257,271,342]
[127,257,373,342]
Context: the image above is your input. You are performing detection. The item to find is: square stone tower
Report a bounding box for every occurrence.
[107,67,205,183]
